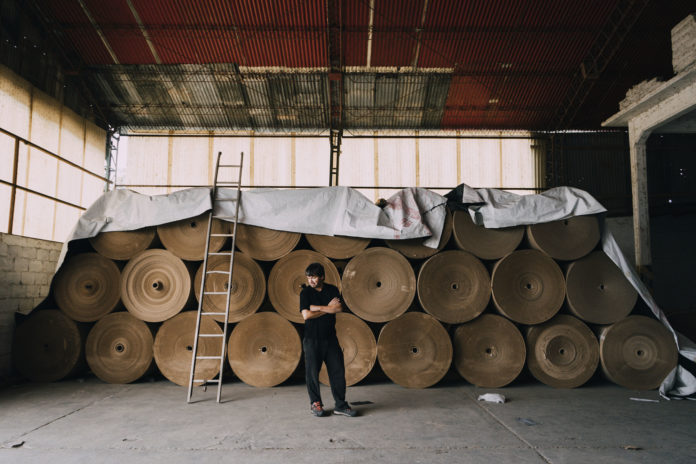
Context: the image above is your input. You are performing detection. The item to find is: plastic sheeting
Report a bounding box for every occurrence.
[57,186,447,270]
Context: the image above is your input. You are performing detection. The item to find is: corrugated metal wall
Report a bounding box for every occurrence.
[547,131,631,214]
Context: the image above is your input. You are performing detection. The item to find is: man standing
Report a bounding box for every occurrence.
[300,262,357,417]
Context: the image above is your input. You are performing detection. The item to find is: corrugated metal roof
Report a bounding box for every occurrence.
[32,0,696,131]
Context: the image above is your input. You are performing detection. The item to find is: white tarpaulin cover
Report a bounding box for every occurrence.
[58,186,447,269]
[50,183,695,398]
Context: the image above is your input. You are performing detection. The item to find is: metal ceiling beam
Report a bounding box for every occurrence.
[554,0,650,129]
[327,0,343,186]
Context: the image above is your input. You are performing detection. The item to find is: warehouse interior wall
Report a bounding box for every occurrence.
[117,132,542,202]
[0,233,61,385]
[0,65,108,243]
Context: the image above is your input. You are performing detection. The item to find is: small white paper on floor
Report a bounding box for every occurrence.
[477,393,506,404]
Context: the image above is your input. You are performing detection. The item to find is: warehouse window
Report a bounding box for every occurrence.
[0,66,108,243]
[117,131,542,202]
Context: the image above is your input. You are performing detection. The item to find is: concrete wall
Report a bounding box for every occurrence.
[0,232,61,384]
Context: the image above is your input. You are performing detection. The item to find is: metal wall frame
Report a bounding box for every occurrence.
[0,127,110,235]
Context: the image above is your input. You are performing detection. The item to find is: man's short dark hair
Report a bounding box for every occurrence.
[305,262,325,277]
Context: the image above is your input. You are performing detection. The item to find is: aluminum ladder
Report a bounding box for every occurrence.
[186,151,244,403]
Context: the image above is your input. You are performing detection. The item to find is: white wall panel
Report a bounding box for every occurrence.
[29,91,60,154]
[59,110,84,165]
[0,66,107,243]
[0,184,9,233]
[0,133,14,182]
[419,139,457,188]
[0,65,31,139]
[295,138,329,187]
[170,137,209,189]
[253,137,292,186]
[460,139,501,188]
[121,137,169,186]
[17,193,54,241]
[340,138,376,201]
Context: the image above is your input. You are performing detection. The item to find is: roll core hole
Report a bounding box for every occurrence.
[559,348,565,355]
[189,222,197,228]
[411,346,419,354]
[485,347,493,354]
[115,343,125,353]
[376,281,382,288]
[599,284,605,290]
[152,281,163,290]
[637,350,644,357]
[525,283,532,290]
[260,346,268,353]
[452,283,459,290]
[186,345,193,351]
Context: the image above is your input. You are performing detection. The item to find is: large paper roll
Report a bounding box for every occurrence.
[526,314,599,388]
[86,312,153,384]
[491,250,565,325]
[153,311,223,386]
[121,249,192,322]
[53,252,121,322]
[158,213,228,261]
[527,215,600,260]
[306,234,370,260]
[227,312,301,387]
[12,310,85,382]
[386,207,453,259]
[377,312,452,388]
[342,247,416,323]
[194,252,265,323]
[268,250,341,324]
[452,209,524,260]
[319,313,377,386]
[417,250,490,324]
[235,223,300,261]
[89,227,156,261]
[453,314,526,388]
[565,251,638,324]
[599,315,678,390]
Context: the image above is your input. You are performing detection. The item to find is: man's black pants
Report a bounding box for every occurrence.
[303,337,348,409]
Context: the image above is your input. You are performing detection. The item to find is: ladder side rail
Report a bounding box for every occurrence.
[216,151,244,403]
[187,151,224,402]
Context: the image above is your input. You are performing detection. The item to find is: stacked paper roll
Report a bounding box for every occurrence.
[15,206,677,393]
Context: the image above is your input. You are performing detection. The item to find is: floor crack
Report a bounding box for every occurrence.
[465,390,552,463]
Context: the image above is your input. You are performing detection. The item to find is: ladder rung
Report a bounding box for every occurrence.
[198,334,224,338]
[194,379,220,383]
[202,312,227,316]
[196,356,224,360]
[213,198,239,202]
[204,291,229,295]
[218,164,241,168]
[208,252,233,256]
[216,181,240,185]
[210,233,235,237]
[206,270,230,274]
[212,216,239,220]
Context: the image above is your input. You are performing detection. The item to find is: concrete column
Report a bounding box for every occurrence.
[628,124,652,282]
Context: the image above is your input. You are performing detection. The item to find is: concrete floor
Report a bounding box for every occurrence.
[0,377,694,464]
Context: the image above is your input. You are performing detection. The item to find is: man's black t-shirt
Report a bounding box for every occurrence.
[299,283,340,340]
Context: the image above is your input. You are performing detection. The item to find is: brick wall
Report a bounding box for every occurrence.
[0,233,62,384]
